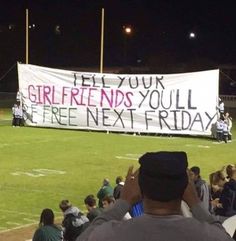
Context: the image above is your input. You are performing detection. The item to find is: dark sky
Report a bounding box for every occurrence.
[1,0,236,90]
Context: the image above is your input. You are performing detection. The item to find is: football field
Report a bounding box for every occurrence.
[0,109,235,235]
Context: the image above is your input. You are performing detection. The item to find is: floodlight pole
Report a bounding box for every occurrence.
[100,8,105,73]
[26,8,29,64]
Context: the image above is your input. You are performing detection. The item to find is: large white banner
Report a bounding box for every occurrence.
[17,63,219,135]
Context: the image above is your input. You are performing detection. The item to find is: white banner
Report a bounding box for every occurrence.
[17,63,219,135]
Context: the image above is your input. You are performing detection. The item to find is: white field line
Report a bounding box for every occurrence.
[0,140,51,148]
[0,136,83,148]
[198,145,210,148]
[126,153,142,157]
[23,218,37,223]
[0,209,39,217]
[1,117,12,121]
[212,140,234,144]
[0,222,38,233]
[115,153,143,161]
[0,186,75,198]
[0,209,62,217]
[120,134,178,139]
[185,144,210,148]
[6,222,21,226]
[116,156,137,161]
[0,216,63,234]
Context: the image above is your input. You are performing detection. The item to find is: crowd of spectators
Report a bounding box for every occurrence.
[32,152,236,241]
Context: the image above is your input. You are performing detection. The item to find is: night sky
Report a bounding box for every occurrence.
[1,0,236,91]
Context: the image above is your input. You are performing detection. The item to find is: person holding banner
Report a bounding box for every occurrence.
[222,120,229,143]
[218,98,225,119]
[12,103,22,127]
[224,112,233,142]
[216,118,224,142]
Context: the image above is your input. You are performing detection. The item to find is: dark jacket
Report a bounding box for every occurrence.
[113,182,124,200]
[87,207,103,222]
[218,179,236,217]
[62,207,89,241]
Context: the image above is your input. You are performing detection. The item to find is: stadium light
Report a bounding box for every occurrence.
[189,32,196,39]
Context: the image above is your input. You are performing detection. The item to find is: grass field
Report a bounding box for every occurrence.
[0,108,236,234]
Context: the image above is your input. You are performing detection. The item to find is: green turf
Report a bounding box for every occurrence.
[0,108,235,231]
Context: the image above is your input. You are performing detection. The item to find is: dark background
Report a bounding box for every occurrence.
[1,0,236,93]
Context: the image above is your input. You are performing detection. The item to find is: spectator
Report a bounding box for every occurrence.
[97,178,113,208]
[218,98,225,119]
[209,171,227,214]
[102,195,131,220]
[12,104,18,127]
[102,195,115,209]
[59,200,89,241]
[12,103,23,127]
[216,118,224,142]
[224,112,233,142]
[218,165,236,217]
[32,208,63,241]
[190,166,211,211]
[16,89,21,102]
[210,170,227,199]
[113,176,124,199]
[77,151,233,241]
[222,120,229,143]
[84,194,103,222]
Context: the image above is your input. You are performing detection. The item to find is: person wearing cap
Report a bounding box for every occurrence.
[77,151,234,241]
[190,166,211,211]
[59,200,89,241]
[97,178,113,208]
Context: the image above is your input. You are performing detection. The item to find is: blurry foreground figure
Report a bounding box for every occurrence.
[77,151,234,241]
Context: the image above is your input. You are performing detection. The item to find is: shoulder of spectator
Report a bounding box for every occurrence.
[191,202,223,224]
[76,199,130,241]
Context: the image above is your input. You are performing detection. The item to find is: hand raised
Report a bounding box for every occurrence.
[120,166,142,206]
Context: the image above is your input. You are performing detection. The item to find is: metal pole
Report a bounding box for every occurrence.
[26,8,29,64]
[100,8,104,73]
